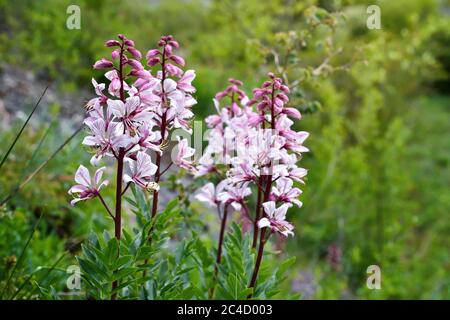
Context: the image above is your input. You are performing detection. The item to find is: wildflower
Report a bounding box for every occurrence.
[258,201,294,237]
[123,151,158,191]
[270,177,303,207]
[68,165,108,206]
[173,137,195,171]
[195,181,227,207]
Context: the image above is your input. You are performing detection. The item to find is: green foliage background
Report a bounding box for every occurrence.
[0,0,449,299]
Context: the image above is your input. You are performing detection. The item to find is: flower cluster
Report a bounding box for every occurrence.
[69,34,196,206]
[196,73,308,238]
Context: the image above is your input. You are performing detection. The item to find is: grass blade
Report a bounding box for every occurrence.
[0,124,83,206]
[0,86,49,173]
[0,214,43,299]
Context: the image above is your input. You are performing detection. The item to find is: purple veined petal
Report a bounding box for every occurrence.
[98,179,109,191]
[257,218,271,229]
[105,70,119,81]
[231,202,242,211]
[82,136,98,147]
[85,117,106,136]
[68,185,88,194]
[70,198,84,206]
[292,199,303,208]
[123,174,134,184]
[74,165,91,187]
[274,203,291,221]
[108,99,126,118]
[297,131,309,143]
[93,167,106,186]
[136,151,157,176]
[262,201,276,218]
[125,96,141,114]
[163,78,178,93]
[90,154,102,167]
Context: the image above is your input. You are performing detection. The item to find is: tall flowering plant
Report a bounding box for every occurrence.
[196,73,308,296]
[68,34,196,298]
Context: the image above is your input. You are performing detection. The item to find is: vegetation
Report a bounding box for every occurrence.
[0,0,448,299]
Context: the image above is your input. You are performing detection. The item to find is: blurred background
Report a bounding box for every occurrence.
[0,0,448,299]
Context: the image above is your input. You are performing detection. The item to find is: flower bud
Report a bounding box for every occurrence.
[127,47,142,59]
[127,59,144,70]
[124,39,135,47]
[111,49,120,60]
[147,57,161,66]
[170,55,185,66]
[93,58,113,69]
[146,49,160,60]
[105,40,120,47]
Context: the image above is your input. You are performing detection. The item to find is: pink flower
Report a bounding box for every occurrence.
[86,78,108,110]
[270,177,303,207]
[177,70,196,93]
[136,122,161,154]
[173,137,196,171]
[105,70,130,97]
[82,118,132,162]
[123,152,158,191]
[68,165,109,206]
[258,201,294,237]
[108,96,152,131]
[195,181,227,207]
[217,183,252,211]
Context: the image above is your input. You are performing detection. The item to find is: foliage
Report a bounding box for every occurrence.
[0,0,449,300]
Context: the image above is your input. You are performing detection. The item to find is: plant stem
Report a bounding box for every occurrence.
[252,178,263,248]
[247,228,269,298]
[209,205,228,299]
[149,45,167,221]
[111,148,124,300]
[215,205,228,271]
[98,193,114,220]
[111,44,126,300]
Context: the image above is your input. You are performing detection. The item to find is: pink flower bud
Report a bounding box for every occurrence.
[165,63,183,77]
[124,39,135,47]
[127,47,142,59]
[146,49,160,60]
[280,85,290,93]
[93,58,113,69]
[262,81,272,88]
[127,59,144,70]
[170,55,185,66]
[118,34,126,40]
[111,49,120,60]
[105,40,120,47]
[147,57,161,66]
[164,45,173,56]
[169,40,179,48]
[215,91,228,100]
[282,107,301,119]
[277,93,289,103]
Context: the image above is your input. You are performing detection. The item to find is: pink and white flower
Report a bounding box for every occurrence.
[258,201,294,237]
[123,151,158,191]
[173,137,195,171]
[68,165,109,206]
[270,177,303,207]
